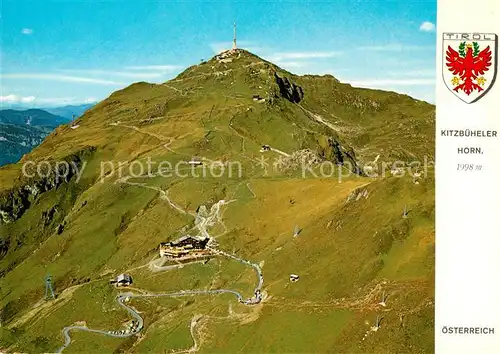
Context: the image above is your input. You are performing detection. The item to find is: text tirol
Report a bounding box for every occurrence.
[443,33,496,41]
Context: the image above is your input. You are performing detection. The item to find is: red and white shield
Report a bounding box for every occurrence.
[442,33,497,103]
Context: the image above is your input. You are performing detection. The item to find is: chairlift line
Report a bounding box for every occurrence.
[45,274,56,300]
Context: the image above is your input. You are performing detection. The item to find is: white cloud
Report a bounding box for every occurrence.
[34,97,100,106]
[1,94,19,103]
[0,94,17,102]
[1,94,35,103]
[2,73,123,86]
[21,96,36,103]
[419,21,436,32]
[1,95,100,107]
[21,28,33,35]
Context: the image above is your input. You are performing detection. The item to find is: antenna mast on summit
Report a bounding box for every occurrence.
[232,22,237,50]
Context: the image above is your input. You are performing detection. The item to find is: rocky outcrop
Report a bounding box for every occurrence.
[0,146,95,224]
[274,149,322,172]
[56,222,65,235]
[346,187,370,203]
[317,137,365,176]
[41,205,59,226]
[274,73,304,103]
[0,188,31,224]
[0,237,9,260]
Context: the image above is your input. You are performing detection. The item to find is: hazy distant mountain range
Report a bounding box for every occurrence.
[0,103,94,120]
[0,109,70,166]
[44,103,94,119]
[0,104,95,166]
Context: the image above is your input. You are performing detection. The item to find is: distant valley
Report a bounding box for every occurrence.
[0,104,95,166]
[0,109,69,166]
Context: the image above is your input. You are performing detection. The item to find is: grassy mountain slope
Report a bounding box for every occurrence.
[0,49,434,353]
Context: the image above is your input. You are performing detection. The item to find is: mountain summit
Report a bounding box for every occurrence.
[0,49,435,353]
[20,49,434,169]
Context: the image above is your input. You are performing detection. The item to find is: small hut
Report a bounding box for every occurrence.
[110,273,133,287]
[188,158,203,166]
[260,145,271,152]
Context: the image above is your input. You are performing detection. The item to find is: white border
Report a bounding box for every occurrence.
[436,0,500,353]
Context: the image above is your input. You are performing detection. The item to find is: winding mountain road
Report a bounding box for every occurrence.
[56,114,269,352]
[56,258,262,353]
[56,293,144,353]
[56,182,264,353]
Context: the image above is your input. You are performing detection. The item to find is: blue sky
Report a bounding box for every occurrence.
[1,0,437,108]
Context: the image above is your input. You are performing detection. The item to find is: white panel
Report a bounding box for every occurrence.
[436,1,500,353]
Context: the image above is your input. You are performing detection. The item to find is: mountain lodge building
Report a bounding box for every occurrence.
[159,235,211,259]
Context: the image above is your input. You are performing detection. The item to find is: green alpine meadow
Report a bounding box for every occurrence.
[0,49,435,353]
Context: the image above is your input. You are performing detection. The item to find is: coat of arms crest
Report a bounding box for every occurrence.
[443,33,497,103]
